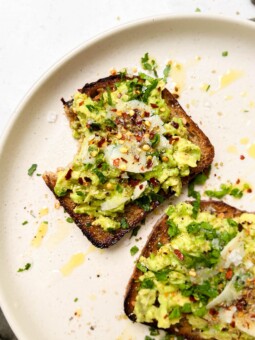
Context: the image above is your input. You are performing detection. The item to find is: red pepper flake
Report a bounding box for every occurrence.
[78,177,83,185]
[97,137,106,147]
[111,108,117,112]
[149,177,159,187]
[209,308,219,316]
[169,136,179,144]
[144,111,150,117]
[236,298,247,311]
[113,158,120,167]
[129,179,140,187]
[171,121,179,129]
[149,131,155,140]
[230,321,236,328]
[121,157,128,163]
[139,184,144,190]
[225,268,233,280]
[240,155,245,160]
[189,295,196,302]
[150,103,158,109]
[65,169,72,180]
[78,101,84,106]
[136,135,143,142]
[146,158,153,168]
[247,188,253,193]
[134,155,140,162]
[236,178,240,184]
[174,249,184,261]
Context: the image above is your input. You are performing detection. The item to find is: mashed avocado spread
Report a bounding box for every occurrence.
[134,202,255,339]
[54,75,201,231]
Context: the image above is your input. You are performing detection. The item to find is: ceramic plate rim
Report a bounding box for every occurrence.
[1,13,255,339]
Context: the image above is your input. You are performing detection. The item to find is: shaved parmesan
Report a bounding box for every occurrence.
[101,195,129,211]
[131,181,148,200]
[235,315,255,337]
[206,274,241,309]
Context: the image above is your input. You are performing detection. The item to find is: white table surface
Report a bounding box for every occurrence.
[0,1,255,339]
[0,0,255,138]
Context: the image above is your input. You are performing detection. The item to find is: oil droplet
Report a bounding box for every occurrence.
[169,61,186,93]
[74,308,82,317]
[31,222,48,247]
[227,145,237,154]
[224,95,233,101]
[200,83,210,92]
[219,70,244,89]
[61,253,85,276]
[46,220,72,249]
[240,137,249,145]
[240,91,248,97]
[89,294,97,301]
[249,101,255,108]
[248,144,255,159]
[39,207,49,217]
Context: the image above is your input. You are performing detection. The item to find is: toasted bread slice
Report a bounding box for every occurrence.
[43,75,214,248]
[124,201,254,339]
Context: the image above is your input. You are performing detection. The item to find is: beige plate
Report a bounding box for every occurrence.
[0,14,255,340]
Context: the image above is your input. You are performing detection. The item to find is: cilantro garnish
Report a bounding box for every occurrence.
[17,263,31,272]
[136,262,147,273]
[120,218,129,229]
[167,219,179,238]
[130,226,141,238]
[28,164,37,176]
[149,326,160,336]
[141,52,158,77]
[130,245,139,256]
[163,63,171,82]
[106,86,113,106]
[222,51,228,57]
[22,220,28,225]
[66,217,74,223]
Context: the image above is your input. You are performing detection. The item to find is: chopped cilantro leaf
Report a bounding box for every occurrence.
[167,219,179,238]
[17,263,31,272]
[74,297,78,302]
[227,218,238,227]
[205,184,231,199]
[28,164,37,176]
[163,64,171,82]
[22,220,28,225]
[169,306,181,319]
[116,184,123,193]
[141,278,154,289]
[130,245,139,256]
[206,84,210,92]
[93,169,107,184]
[230,188,243,198]
[106,86,113,106]
[151,133,160,148]
[145,336,155,340]
[222,51,228,57]
[130,226,140,238]
[181,303,192,313]
[66,217,74,223]
[137,262,147,273]
[154,269,169,282]
[195,7,201,12]
[149,326,160,336]
[141,53,158,77]
[120,218,129,229]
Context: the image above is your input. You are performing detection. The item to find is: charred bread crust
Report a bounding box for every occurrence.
[124,201,243,338]
[43,75,214,248]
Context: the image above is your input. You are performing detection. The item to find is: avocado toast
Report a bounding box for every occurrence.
[124,201,255,339]
[43,74,214,248]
